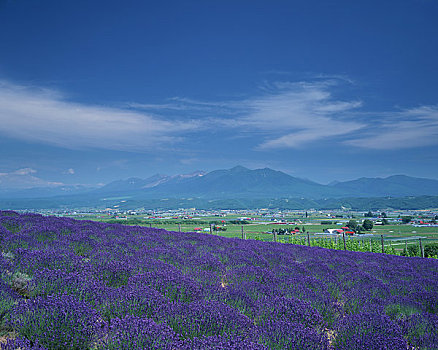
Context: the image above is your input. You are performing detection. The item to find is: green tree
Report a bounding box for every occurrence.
[381,212,387,218]
[424,243,438,258]
[407,244,419,257]
[346,220,358,231]
[364,211,373,217]
[401,216,412,224]
[362,219,373,231]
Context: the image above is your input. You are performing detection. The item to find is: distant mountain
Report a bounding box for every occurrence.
[138,166,346,199]
[93,175,170,194]
[0,168,97,199]
[76,167,438,200]
[94,171,206,195]
[3,194,438,211]
[1,166,438,206]
[330,175,438,197]
[0,184,95,199]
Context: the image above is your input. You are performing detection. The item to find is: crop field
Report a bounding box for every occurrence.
[1,210,438,349]
[82,215,438,255]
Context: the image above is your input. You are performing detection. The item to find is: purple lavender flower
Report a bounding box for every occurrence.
[334,312,408,350]
[399,313,438,350]
[1,210,437,349]
[0,336,47,350]
[257,319,329,350]
[7,294,104,350]
[182,333,267,350]
[161,300,256,340]
[97,315,182,350]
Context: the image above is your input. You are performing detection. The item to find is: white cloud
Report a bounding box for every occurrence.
[0,168,37,176]
[12,168,37,176]
[0,168,63,189]
[0,81,202,152]
[239,83,364,149]
[2,79,437,153]
[135,81,365,149]
[65,168,75,175]
[345,106,438,149]
[169,83,438,151]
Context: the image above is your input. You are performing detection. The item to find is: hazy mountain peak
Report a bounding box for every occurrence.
[328,180,340,186]
[146,173,168,180]
[177,170,206,178]
[2,166,438,202]
[126,177,144,184]
[229,165,250,172]
[331,174,438,197]
[0,170,64,190]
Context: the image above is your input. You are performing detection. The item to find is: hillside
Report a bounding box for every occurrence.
[133,166,346,199]
[0,211,437,349]
[90,167,438,200]
[331,175,438,197]
[2,166,438,210]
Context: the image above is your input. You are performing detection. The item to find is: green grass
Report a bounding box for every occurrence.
[64,213,438,251]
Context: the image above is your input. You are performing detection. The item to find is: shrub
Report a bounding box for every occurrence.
[334,312,408,350]
[424,242,438,258]
[7,294,104,350]
[97,315,181,350]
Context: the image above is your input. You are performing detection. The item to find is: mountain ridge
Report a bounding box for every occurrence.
[330,174,438,197]
[1,166,438,200]
[87,167,438,200]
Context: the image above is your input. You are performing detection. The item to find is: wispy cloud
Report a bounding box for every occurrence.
[8,168,37,175]
[0,81,202,152]
[64,168,75,175]
[2,79,438,153]
[128,97,244,116]
[161,82,438,151]
[345,106,438,149]
[238,82,364,149]
[130,80,365,149]
[0,168,62,189]
[2,168,37,176]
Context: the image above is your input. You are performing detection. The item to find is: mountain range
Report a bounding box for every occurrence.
[1,166,438,203]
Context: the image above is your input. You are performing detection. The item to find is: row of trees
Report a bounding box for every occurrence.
[364,211,387,218]
[401,242,438,258]
[346,219,373,233]
[365,211,438,224]
[272,227,305,235]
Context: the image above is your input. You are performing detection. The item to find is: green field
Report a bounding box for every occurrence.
[157,223,438,250]
[64,212,438,257]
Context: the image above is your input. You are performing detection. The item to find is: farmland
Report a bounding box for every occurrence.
[59,208,438,256]
[1,210,437,349]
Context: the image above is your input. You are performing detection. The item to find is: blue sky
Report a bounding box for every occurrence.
[0,0,438,189]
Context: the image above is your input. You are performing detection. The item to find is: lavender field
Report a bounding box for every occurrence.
[0,210,437,349]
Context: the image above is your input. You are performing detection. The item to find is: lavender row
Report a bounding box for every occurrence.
[0,210,437,349]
